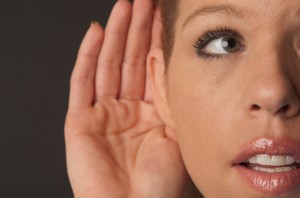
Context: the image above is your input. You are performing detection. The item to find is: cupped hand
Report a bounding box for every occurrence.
[64,0,187,197]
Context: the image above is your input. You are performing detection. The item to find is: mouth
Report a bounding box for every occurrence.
[239,154,300,173]
[233,138,300,195]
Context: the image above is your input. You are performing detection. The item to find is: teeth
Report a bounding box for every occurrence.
[284,167,294,172]
[247,155,296,166]
[286,156,296,165]
[271,155,286,166]
[252,166,297,173]
[260,155,271,165]
[253,167,259,171]
[248,157,256,163]
[275,167,284,173]
[246,155,299,173]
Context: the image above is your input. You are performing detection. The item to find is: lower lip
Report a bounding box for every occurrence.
[234,165,300,194]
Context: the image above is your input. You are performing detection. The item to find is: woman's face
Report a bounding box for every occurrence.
[166,0,300,197]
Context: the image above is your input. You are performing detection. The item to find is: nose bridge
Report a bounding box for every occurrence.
[244,47,300,118]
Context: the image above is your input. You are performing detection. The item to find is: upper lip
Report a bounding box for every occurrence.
[233,137,300,165]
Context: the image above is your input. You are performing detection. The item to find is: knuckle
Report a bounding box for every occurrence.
[131,21,151,32]
[98,58,121,70]
[98,58,115,68]
[78,51,98,59]
[106,27,128,37]
[70,72,94,86]
[123,56,146,68]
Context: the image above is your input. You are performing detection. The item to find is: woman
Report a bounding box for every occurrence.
[64,0,300,197]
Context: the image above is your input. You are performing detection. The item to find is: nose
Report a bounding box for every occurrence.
[244,56,300,118]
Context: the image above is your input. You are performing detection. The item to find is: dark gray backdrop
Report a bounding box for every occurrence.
[0,0,116,197]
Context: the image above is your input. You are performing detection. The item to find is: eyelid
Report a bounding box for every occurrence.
[197,27,243,48]
[193,26,245,60]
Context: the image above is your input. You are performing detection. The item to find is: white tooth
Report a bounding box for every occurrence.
[252,167,259,171]
[256,154,271,165]
[267,168,276,173]
[254,166,298,173]
[271,155,286,166]
[253,165,297,173]
[249,156,256,164]
[275,167,284,173]
[258,167,272,173]
[285,156,296,165]
[283,167,292,172]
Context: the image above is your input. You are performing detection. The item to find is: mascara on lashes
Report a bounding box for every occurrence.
[193,27,244,60]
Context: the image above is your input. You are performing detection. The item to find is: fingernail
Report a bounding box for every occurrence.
[91,21,100,26]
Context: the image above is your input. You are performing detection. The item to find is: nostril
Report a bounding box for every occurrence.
[251,104,261,111]
[280,104,290,112]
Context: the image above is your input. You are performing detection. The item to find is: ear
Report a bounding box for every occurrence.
[147,48,178,142]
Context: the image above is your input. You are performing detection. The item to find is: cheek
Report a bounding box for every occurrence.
[167,71,227,165]
[166,60,243,193]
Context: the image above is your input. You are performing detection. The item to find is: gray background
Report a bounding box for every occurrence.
[1,0,114,197]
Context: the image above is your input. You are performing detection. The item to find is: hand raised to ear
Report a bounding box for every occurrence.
[65,0,187,197]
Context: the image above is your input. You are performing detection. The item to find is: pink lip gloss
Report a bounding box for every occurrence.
[233,137,300,194]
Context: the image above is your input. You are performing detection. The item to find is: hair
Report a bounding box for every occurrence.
[155,0,179,67]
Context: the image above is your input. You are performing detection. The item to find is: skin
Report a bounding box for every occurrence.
[65,0,187,197]
[149,0,300,197]
[65,0,300,197]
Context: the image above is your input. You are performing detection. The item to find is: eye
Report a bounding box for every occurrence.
[204,37,242,54]
[193,27,244,60]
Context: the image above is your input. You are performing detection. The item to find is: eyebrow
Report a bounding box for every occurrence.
[182,5,244,29]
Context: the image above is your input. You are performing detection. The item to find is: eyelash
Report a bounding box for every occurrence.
[193,26,243,60]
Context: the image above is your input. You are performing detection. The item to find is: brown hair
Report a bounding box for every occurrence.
[155,0,179,67]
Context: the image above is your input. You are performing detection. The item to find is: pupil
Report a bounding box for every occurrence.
[227,38,237,48]
[222,37,239,52]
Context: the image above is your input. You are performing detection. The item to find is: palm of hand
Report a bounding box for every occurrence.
[66,99,185,197]
[65,1,187,197]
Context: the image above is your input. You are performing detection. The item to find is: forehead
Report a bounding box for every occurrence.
[177,0,300,28]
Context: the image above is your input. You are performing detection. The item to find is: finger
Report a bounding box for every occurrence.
[95,0,132,101]
[68,22,104,110]
[150,5,163,50]
[119,0,154,100]
[144,5,163,102]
